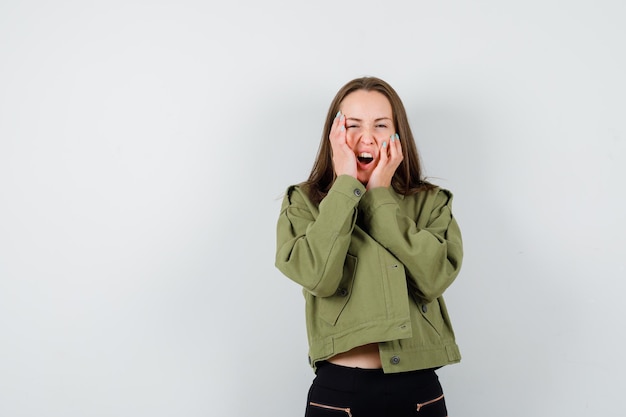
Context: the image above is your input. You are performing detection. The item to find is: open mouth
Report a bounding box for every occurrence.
[357,152,374,165]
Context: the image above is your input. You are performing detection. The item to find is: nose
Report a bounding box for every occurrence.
[358,129,375,145]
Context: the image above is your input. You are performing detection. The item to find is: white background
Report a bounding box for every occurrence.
[1,1,625,416]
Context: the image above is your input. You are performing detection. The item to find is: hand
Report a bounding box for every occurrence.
[366,133,403,190]
[329,111,357,178]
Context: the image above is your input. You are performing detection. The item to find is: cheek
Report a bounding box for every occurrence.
[345,134,358,150]
[372,135,387,147]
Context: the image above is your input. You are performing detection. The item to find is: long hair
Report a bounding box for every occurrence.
[303,76,435,204]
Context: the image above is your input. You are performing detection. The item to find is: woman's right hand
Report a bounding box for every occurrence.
[329,111,357,178]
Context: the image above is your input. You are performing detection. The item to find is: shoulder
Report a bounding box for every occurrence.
[424,188,455,213]
[400,187,455,223]
[403,186,453,204]
[281,183,313,209]
[284,182,309,200]
[433,187,453,204]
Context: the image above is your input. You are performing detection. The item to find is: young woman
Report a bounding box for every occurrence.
[275,77,463,417]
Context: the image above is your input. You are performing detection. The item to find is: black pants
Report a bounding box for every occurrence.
[305,362,447,417]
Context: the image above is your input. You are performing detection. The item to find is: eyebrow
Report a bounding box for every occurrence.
[345,117,392,122]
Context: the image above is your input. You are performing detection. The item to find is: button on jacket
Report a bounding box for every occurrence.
[275,175,463,373]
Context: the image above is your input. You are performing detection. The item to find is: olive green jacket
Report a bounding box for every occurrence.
[275,175,463,373]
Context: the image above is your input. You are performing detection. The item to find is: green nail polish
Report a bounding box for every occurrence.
[395,133,400,140]
[335,111,341,119]
[383,141,387,147]
[390,135,395,142]
[340,125,345,132]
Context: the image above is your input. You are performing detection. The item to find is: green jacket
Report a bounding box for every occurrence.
[275,175,463,373]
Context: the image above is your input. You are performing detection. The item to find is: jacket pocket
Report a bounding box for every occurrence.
[414,296,444,336]
[319,254,357,326]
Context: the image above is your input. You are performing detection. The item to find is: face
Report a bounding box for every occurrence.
[340,90,395,185]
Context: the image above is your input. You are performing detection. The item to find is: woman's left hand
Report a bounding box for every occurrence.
[366,134,403,190]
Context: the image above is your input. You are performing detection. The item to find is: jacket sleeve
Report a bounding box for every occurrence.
[358,187,463,303]
[275,175,366,297]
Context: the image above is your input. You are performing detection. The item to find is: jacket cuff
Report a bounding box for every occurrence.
[328,175,366,203]
[359,186,398,216]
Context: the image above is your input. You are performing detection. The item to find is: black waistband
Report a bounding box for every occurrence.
[314,361,439,393]
[317,361,439,374]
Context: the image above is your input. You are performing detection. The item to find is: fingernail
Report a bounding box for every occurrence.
[383,141,387,147]
[340,125,345,132]
[390,135,395,142]
[335,111,341,119]
[395,133,400,141]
